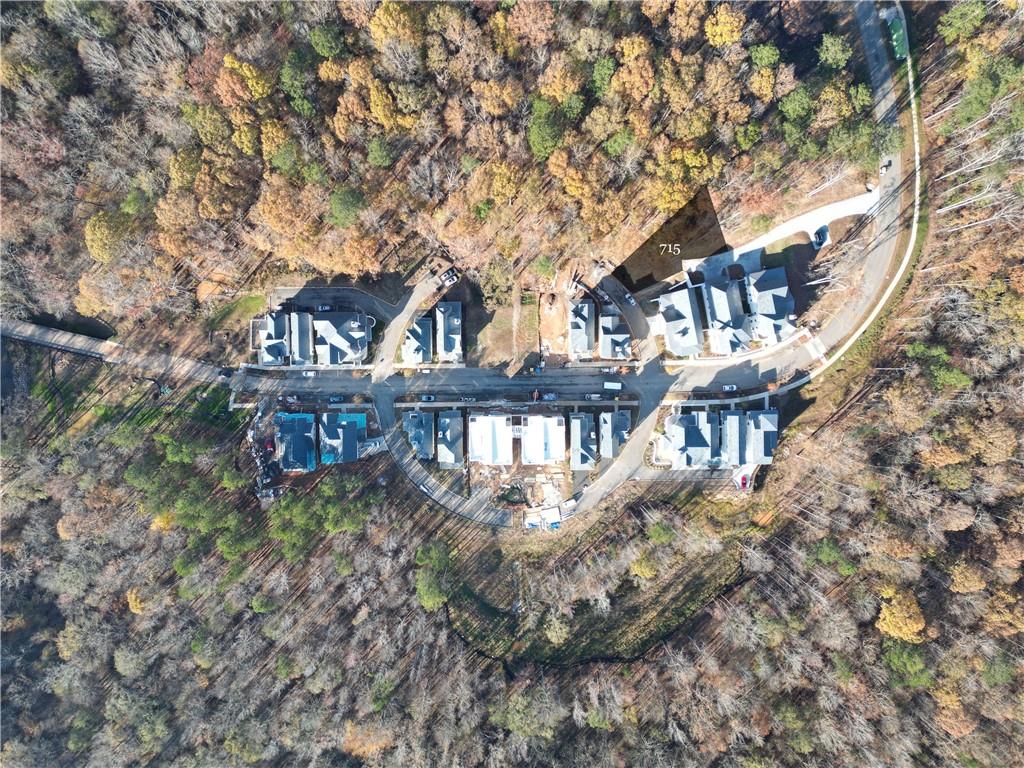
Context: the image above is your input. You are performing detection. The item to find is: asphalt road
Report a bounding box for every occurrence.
[1,6,916,528]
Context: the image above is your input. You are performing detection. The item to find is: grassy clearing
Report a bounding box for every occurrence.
[761,234,812,269]
[474,307,515,367]
[207,294,265,331]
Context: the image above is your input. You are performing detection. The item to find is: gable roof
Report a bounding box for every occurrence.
[599,309,631,359]
[599,410,631,460]
[313,312,372,365]
[320,412,367,465]
[436,410,464,469]
[661,410,720,469]
[703,281,752,356]
[275,412,316,473]
[520,414,566,465]
[569,299,596,357]
[569,412,598,470]
[657,408,779,469]
[747,409,779,465]
[655,286,704,358]
[435,302,463,363]
[467,413,513,465]
[402,410,436,460]
[402,314,433,366]
[746,268,796,344]
[289,312,315,365]
[257,312,290,366]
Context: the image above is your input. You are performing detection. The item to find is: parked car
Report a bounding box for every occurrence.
[285,395,298,404]
[541,392,557,401]
[879,159,892,176]
[440,267,460,286]
[813,225,829,250]
[264,438,275,451]
[219,368,233,378]
[302,370,317,378]
[624,293,637,306]
[722,384,738,393]
[420,394,436,402]
[316,304,332,312]
[584,394,602,401]
[460,396,476,403]
[328,395,345,404]
[596,288,612,303]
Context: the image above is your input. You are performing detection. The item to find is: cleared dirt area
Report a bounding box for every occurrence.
[511,292,540,373]
[538,293,569,356]
[473,306,515,368]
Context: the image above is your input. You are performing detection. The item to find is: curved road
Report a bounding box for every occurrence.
[1,5,919,528]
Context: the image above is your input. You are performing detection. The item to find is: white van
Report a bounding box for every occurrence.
[603,381,623,391]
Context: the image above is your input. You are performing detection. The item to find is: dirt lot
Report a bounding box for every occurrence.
[539,292,569,356]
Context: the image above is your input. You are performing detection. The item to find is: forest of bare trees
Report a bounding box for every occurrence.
[2,2,1023,767]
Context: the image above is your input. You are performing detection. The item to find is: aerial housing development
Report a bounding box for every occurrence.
[4,2,1021,766]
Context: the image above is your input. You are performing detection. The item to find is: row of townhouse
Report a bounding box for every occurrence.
[568,298,632,360]
[403,409,632,471]
[653,266,796,359]
[274,411,383,472]
[655,408,779,470]
[401,302,463,366]
[255,309,376,367]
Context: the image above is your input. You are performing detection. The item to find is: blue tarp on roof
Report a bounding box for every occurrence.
[275,412,317,473]
[320,412,367,465]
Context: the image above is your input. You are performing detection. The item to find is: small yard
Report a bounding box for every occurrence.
[206,294,265,331]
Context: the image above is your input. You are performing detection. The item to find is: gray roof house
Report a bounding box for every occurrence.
[655,286,704,358]
[436,410,464,469]
[256,312,290,366]
[746,268,796,345]
[746,409,779,465]
[598,308,631,359]
[313,312,373,365]
[599,410,631,460]
[658,408,778,469]
[435,302,463,363]
[569,413,598,471]
[569,299,596,359]
[275,412,317,473]
[720,410,748,467]
[289,311,315,366]
[402,411,435,460]
[402,314,433,366]
[703,281,752,356]
[658,410,720,469]
[319,412,367,465]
